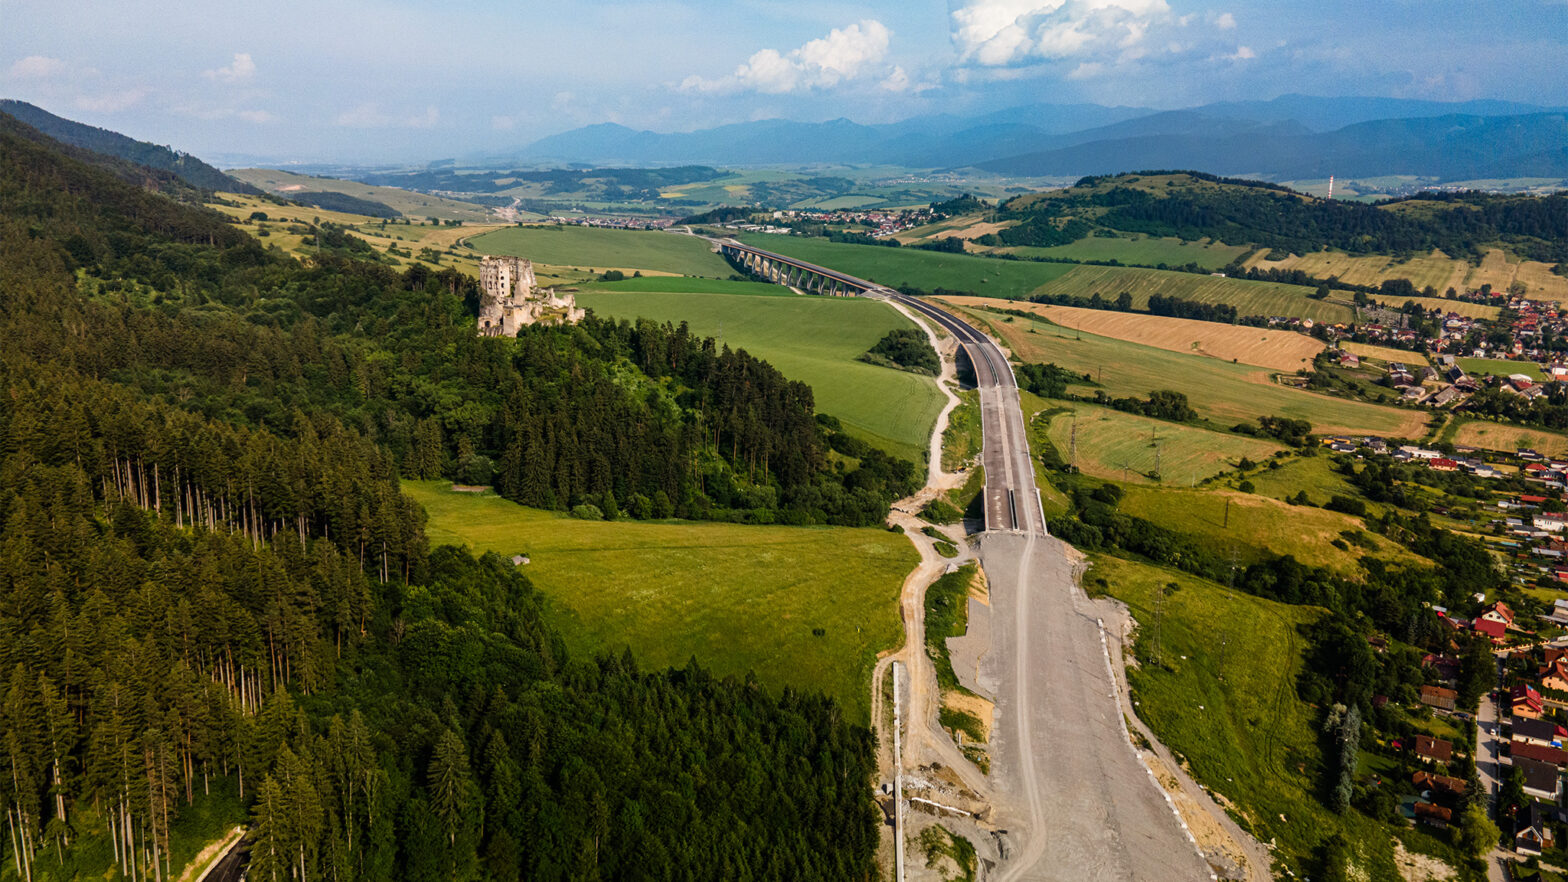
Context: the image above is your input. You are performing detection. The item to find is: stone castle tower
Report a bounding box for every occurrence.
[477,255,584,336]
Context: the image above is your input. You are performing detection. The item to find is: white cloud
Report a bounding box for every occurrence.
[1223,45,1255,60]
[1213,11,1236,30]
[681,19,894,94]
[236,109,275,124]
[74,89,147,112]
[335,102,439,129]
[7,55,66,79]
[950,0,1174,66]
[203,53,256,84]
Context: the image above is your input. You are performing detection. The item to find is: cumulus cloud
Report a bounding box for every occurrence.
[1213,11,1236,29]
[949,0,1175,66]
[203,53,256,84]
[7,55,66,79]
[681,20,894,94]
[335,103,439,129]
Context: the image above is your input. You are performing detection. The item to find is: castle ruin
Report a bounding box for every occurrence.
[477,255,584,336]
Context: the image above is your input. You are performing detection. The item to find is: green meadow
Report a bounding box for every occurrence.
[736,233,1076,298]
[1088,553,1401,879]
[404,481,915,723]
[472,225,733,276]
[1001,235,1249,270]
[966,308,1424,437]
[1032,264,1354,324]
[578,283,945,463]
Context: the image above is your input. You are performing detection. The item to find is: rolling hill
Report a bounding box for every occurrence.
[0,98,260,194]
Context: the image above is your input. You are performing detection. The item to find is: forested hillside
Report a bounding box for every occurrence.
[0,113,884,880]
[987,171,1568,263]
[0,99,261,196]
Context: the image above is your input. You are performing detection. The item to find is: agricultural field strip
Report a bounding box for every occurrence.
[472,225,733,277]
[942,296,1324,372]
[953,304,1425,437]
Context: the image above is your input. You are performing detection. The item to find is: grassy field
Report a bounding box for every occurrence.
[736,233,1075,299]
[1039,403,1284,486]
[958,306,1426,437]
[1365,295,1499,320]
[1030,265,1354,324]
[574,275,791,296]
[577,285,944,463]
[404,481,915,723]
[1242,456,1362,505]
[1089,554,1400,879]
[1340,341,1430,365]
[1455,357,1545,380]
[229,168,500,222]
[1000,235,1249,270]
[1246,247,1568,302]
[473,225,734,277]
[1452,420,1568,456]
[1117,484,1420,572]
[944,297,1325,372]
[208,193,500,276]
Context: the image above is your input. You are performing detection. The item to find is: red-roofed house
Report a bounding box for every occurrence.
[1420,685,1458,711]
[1512,740,1568,767]
[1416,735,1454,764]
[1481,602,1515,627]
[1474,617,1507,641]
[1430,458,1459,472]
[1543,657,1568,692]
[1514,684,1545,719]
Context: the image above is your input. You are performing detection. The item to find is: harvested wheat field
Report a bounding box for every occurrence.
[1341,342,1430,365]
[1453,422,1568,457]
[939,297,1324,372]
[1365,295,1499,319]
[1246,249,1470,293]
[1467,250,1568,302]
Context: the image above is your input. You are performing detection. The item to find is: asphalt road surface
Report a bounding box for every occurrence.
[892,294,1211,882]
[676,241,1214,879]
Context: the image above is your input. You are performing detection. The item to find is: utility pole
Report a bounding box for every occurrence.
[1069,411,1078,470]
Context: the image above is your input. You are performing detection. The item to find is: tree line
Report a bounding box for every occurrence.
[0,108,885,881]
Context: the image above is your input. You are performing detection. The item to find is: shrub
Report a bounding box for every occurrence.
[570,503,605,520]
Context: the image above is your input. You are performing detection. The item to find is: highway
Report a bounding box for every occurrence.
[693,236,1216,879]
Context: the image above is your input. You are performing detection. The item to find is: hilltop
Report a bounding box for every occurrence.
[960,172,1568,266]
[0,98,260,195]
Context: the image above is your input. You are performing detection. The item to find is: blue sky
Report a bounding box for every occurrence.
[2,0,1565,163]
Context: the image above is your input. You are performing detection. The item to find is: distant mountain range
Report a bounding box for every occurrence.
[511,94,1568,183]
[0,99,260,194]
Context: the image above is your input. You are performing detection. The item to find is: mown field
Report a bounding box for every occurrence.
[1031,265,1354,324]
[473,225,734,277]
[1340,341,1430,365]
[1000,235,1249,270]
[943,297,1324,372]
[735,233,1075,299]
[1089,554,1402,879]
[958,306,1426,437]
[574,275,790,296]
[404,481,914,723]
[1247,247,1568,302]
[1451,420,1568,456]
[1455,357,1545,380]
[1038,403,1284,486]
[577,284,945,463]
[208,193,500,276]
[1365,294,1499,319]
[1116,484,1420,573]
[229,168,501,222]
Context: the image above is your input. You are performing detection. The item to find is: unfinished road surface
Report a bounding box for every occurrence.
[892,294,1212,882]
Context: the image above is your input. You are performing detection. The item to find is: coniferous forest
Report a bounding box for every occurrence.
[0,110,883,880]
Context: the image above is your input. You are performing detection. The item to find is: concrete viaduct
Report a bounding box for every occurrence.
[717,239,883,296]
